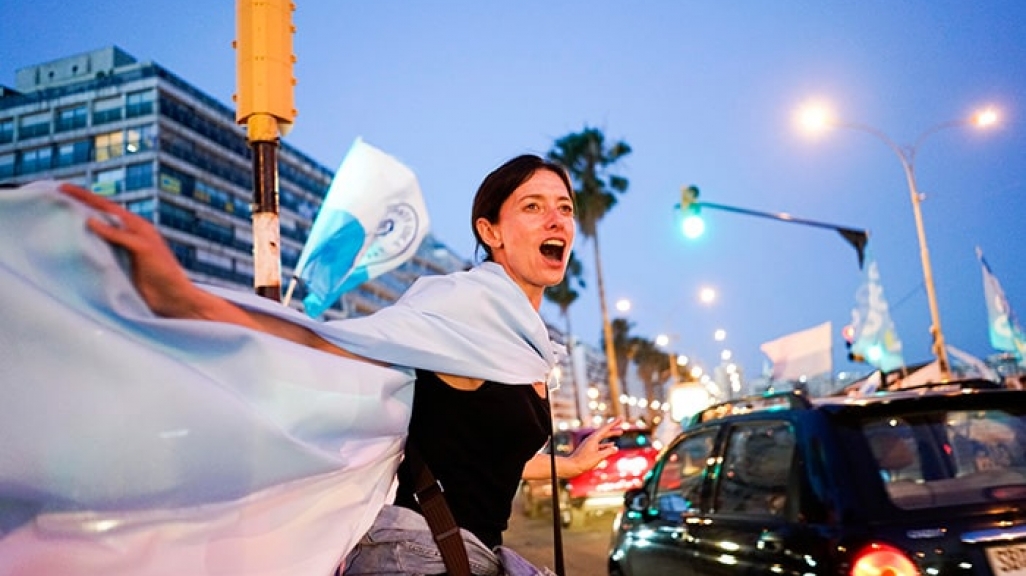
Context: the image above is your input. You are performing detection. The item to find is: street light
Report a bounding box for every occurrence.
[798,101,1000,380]
[656,333,682,385]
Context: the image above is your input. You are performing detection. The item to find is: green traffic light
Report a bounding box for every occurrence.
[682,213,705,239]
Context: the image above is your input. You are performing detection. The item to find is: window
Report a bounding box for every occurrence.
[158,164,194,196]
[126,89,155,118]
[125,162,154,191]
[0,153,14,178]
[863,408,1026,510]
[195,180,230,208]
[0,118,13,144]
[56,139,92,167]
[93,97,123,125]
[125,124,156,154]
[92,167,125,196]
[716,422,795,516]
[55,104,88,132]
[196,217,234,244]
[196,248,233,271]
[653,430,716,516]
[94,130,124,162]
[158,200,195,231]
[19,146,52,174]
[18,111,50,139]
[126,197,156,222]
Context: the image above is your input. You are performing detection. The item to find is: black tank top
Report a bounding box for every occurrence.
[394,369,551,549]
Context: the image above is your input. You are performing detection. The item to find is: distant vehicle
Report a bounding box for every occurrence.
[521,426,659,527]
[608,379,1026,576]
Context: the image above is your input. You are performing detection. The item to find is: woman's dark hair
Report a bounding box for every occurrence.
[471,154,573,262]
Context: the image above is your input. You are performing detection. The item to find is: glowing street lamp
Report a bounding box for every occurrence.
[699,287,717,305]
[797,100,1000,380]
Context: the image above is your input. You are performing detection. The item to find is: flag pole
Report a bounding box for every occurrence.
[282,275,299,307]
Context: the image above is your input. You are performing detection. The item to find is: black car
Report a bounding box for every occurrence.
[608,380,1026,576]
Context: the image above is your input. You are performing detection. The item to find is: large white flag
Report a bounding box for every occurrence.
[0,182,556,576]
[292,138,429,318]
[760,322,833,381]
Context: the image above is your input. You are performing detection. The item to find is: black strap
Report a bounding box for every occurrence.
[544,385,567,576]
[405,441,473,576]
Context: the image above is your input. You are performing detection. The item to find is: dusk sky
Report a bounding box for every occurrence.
[4,1,1025,384]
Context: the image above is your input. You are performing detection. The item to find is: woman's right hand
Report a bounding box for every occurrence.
[58,183,208,319]
[57,183,365,358]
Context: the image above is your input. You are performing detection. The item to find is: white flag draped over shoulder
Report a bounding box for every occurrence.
[0,181,557,576]
[293,138,429,318]
[760,322,833,381]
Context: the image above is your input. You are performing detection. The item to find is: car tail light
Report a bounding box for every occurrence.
[851,543,920,576]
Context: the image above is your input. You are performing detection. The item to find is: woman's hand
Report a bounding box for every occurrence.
[566,418,624,477]
[57,183,366,357]
[59,183,217,319]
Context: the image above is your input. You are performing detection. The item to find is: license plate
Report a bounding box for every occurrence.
[985,543,1026,576]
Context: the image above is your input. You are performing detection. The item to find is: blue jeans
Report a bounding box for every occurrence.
[342,505,554,576]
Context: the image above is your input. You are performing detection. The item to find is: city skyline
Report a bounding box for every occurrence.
[4,1,1025,381]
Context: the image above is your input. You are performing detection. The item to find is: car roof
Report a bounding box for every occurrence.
[690,379,1018,427]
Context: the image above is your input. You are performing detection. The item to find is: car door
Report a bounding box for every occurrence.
[684,419,810,576]
[620,428,718,575]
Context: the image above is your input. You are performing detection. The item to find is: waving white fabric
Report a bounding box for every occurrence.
[0,181,560,575]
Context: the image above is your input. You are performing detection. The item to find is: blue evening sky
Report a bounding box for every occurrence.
[4,1,1025,382]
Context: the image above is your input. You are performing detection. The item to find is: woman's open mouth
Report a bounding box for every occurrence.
[539,239,566,263]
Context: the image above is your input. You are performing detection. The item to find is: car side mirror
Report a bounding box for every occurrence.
[625,487,649,512]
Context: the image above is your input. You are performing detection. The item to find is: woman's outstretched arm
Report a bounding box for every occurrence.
[58,183,363,360]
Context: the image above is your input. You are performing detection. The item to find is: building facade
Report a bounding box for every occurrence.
[0,46,469,318]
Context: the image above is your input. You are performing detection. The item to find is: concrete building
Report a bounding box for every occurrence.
[0,46,468,317]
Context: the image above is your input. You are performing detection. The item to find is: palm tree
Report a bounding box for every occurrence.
[548,127,632,417]
[631,338,671,426]
[606,317,636,420]
[610,317,636,393]
[543,250,586,424]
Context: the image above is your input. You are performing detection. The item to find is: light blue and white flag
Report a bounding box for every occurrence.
[292,138,429,318]
[977,247,1026,365]
[850,251,905,372]
[0,181,558,576]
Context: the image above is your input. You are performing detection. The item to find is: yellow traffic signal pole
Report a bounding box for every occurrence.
[234,0,297,301]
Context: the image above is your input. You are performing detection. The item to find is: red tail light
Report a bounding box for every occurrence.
[851,543,919,576]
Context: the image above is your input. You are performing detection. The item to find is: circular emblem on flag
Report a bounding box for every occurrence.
[361,202,421,265]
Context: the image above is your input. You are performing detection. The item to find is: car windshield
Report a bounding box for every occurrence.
[860,405,1026,510]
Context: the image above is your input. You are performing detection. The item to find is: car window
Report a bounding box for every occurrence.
[861,408,1026,509]
[715,421,795,517]
[653,429,717,516]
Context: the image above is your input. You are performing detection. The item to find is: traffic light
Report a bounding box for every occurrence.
[234,0,297,137]
[842,324,865,363]
[678,185,705,239]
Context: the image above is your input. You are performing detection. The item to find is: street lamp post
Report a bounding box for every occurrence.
[799,103,999,381]
[656,333,681,385]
